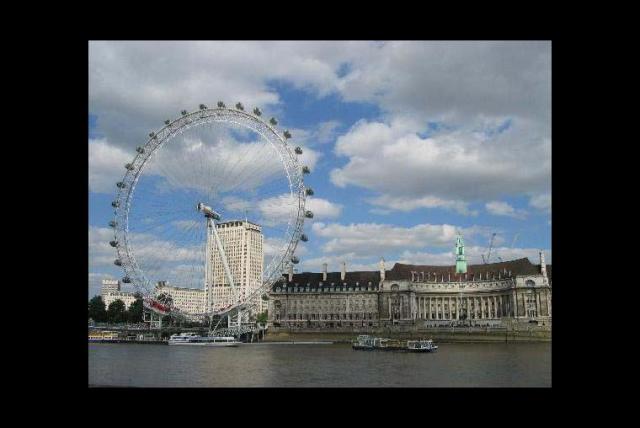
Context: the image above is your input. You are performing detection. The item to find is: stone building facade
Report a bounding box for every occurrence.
[155,282,206,321]
[101,279,137,310]
[268,253,551,329]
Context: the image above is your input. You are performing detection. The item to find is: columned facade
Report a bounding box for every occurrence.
[269,256,551,330]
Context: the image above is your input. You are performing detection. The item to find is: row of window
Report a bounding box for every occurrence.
[278,313,377,321]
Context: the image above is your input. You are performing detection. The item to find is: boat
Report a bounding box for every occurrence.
[352,335,398,350]
[352,335,438,352]
[88,331,119,342]
[406,339,438,353]
[168,332,241,347]
[352,335,376,350]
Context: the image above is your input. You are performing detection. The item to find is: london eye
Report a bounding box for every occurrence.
[109,102,311,325]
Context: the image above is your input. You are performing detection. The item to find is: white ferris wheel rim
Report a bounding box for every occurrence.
[110,105,307,317]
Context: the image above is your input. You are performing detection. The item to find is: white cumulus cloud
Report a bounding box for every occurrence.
[485,201,527,219]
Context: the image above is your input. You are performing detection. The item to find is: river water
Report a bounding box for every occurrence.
[89,342,551,387]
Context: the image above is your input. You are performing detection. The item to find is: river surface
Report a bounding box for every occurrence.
[89,342,551,387]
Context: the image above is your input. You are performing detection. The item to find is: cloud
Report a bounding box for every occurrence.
[89,41,364,151]
[90,41,550,210]
[368,194,477,216]
[529,193,551,213]
[310,222,485,257]
[298,245,550,274]
[331,118,550,206]
[306,197,343,219]
[298,253,378,273]
[485,201,527,219]
[258,195,342,226]
[398,246,550,266]
[90,41,549,149]
[89,138,133,193]
[89,225,204,291]
[337,41,550,125]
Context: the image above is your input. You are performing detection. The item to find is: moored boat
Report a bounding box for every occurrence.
[168,332,240,347]
[406,339,438,353]
[352,335,438,352]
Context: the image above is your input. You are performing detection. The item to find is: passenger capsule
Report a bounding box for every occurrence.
[291,256,300,264]
[109,240,118,247]
[149,132,156,138]
[302,166,311,174]
[108,220,117,228]
[300,234,309,242]
[116,182,126,189]
[164,119,171,125]
[125,163,134,170]
[200,104,208,110]
[114,259,122,266]
[295,146,303,154]
[269,117,278,126]
[253,107,262,116]
[181,110,188,116]
[217,101,225,108]
[122,276,131,283]
[305,187,314,196]
[111,201,120,208]
[235,102,244,111]
[304,210,314,219]
[283,130,292,139]
[136,146,145,154]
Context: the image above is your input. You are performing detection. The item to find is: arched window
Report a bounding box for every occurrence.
[526,280,536,287]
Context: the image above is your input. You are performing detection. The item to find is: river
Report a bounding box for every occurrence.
[89,342,551,387]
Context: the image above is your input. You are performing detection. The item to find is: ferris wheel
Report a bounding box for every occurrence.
[108,102,313,321]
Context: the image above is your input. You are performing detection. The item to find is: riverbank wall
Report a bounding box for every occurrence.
[263,328,551,343]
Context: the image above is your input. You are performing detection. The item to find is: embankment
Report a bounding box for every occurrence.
[263,329,551,343]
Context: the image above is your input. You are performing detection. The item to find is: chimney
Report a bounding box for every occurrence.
[341,261,346,281]
[288,264,293,282]
[379,258,385,281]
[411,271,415,282]
[322,263,327,281]
[421,272,425,281]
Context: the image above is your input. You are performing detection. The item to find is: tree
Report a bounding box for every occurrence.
[127,297,144,323]
[107,299,127,323]
[88,296,107,322]
[256,311,268,324]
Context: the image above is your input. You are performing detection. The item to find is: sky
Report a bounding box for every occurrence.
[88,41,551,299]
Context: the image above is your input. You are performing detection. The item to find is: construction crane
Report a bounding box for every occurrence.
[511,232,520,248]
[481,233,497,264]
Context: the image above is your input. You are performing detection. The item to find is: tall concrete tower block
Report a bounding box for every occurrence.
[455,235,467,274]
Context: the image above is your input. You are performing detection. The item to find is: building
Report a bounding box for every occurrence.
[101,279,120,294]
[206,220,265,314]
[268,237,551,330]
[155,281,205,320]
[101,279,137,309]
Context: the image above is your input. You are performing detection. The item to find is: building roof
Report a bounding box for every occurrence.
[386,257,544,281]
[276,257,550,288]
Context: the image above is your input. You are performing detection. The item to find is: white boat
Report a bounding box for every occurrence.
[168,332,240,347]
[406,339,438,352]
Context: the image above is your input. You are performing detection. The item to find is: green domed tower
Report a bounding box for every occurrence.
[455,234,467,274]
